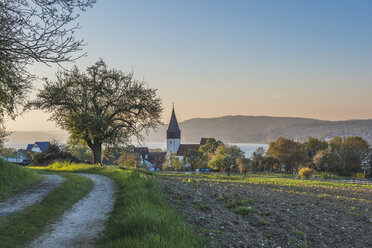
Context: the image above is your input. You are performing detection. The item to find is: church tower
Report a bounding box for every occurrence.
[166,106,181,155]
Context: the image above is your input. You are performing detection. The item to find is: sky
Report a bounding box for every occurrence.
[5,0,372,131]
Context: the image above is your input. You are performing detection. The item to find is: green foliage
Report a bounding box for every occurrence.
[208,144,244,176]
[0,160,43,201]
[29,60,162,164]
[33,162,208,248]
[303,137,328,161]
[117,150,142,168]
[199,138,223,157]
[267,137,305,173]
[66,137,92,161]
[32,141,77,166]
[0,173,93,247]
[163,153,183,171]
[183,149,206,170]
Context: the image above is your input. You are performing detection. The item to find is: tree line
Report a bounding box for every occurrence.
[169,137,372,178]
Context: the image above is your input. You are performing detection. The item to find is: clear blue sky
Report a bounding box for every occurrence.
[6,0,372,131]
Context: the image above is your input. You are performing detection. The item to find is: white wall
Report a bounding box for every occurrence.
[166,138,180,155]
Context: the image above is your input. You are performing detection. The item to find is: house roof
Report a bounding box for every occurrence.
[148,152,166,167]
[176,144,200,156]
[26,144,34,150]
[34,142,51,152]
[167,107,181,138]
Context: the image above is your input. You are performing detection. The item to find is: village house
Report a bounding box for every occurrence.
[26,142,51,153]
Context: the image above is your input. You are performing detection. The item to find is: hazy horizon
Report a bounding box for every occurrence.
[5,0,372,131]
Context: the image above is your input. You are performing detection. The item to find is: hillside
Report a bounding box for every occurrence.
[143,116,372,144]
[6,116,372,147]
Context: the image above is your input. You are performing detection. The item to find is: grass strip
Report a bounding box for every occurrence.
[0,173,93,248]
[32,162,209,248]
[0,161,43,201]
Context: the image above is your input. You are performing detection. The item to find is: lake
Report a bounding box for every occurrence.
[6,142,268,158]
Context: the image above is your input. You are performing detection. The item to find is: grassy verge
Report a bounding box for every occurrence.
[0,160,43,201]
[32,162,208,248]
[0,173,93,248]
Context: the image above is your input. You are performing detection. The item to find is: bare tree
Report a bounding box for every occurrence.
[0,0,95,118]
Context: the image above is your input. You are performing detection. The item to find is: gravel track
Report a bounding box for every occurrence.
[0,174,66,216]
[30,174,116,248]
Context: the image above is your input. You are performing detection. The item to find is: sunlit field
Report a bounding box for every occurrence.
[158,172,372,247]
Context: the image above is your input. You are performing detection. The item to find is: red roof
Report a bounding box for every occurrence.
[176,144,200,156]
[200,138,210,145]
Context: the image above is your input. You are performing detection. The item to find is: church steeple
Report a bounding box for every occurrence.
[166,105,181,154]
[167,106,181,139]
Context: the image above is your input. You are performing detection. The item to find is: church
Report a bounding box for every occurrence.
[166,106,208,160]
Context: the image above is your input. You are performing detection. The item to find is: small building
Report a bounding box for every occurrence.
[2,149,32,165]
[26,142,50,153]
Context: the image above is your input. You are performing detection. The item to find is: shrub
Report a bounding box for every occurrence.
[299,167,313,179]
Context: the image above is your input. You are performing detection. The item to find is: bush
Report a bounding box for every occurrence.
[32,142,80,166]
[299,167,313,179]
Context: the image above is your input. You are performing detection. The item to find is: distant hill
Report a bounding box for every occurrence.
[6,116,372,148]
[143,116,372,144]
[5,131,69,149]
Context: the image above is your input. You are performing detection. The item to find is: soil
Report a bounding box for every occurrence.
[158,175,372,248]
[0,174,66,216]
[29,174,117,248]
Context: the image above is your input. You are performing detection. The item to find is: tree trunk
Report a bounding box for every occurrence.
[227,168,230,176]
[92,143,102,165]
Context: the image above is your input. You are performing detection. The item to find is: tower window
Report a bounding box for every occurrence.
[170,140,172,144]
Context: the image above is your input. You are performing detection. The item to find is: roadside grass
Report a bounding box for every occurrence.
[0,173,92,248]
[0,161,43,201]
[32,162,209,248]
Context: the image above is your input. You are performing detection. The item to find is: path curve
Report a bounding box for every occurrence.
[30,174,116,248]
[0,174,66,216]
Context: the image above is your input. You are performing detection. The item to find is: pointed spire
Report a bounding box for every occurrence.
[167,104,181,139]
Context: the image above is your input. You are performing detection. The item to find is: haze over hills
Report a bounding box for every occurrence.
[144,116,372,144]
[5,116,372,148]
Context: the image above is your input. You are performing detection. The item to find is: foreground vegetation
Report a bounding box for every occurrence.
[0,160,43,201]
[32,162,207,248]
[0,173,92,248]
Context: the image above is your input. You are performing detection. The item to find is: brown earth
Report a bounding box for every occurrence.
[157,176,372,248]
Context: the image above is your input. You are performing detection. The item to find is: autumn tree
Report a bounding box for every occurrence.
[183,149,206,171]
[251,147,266,171]
[338,136,369,172]
[267,137,305,173]
[29,60,162,164]
[236,157,251,176]
[313,147,340,173]
[208,144,244,176]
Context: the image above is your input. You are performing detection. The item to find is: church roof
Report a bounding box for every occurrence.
[176,144,200,156]
[167,107,181,133]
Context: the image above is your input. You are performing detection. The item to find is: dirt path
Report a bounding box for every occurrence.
[30,174,116,248]
[0,174,66,216]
